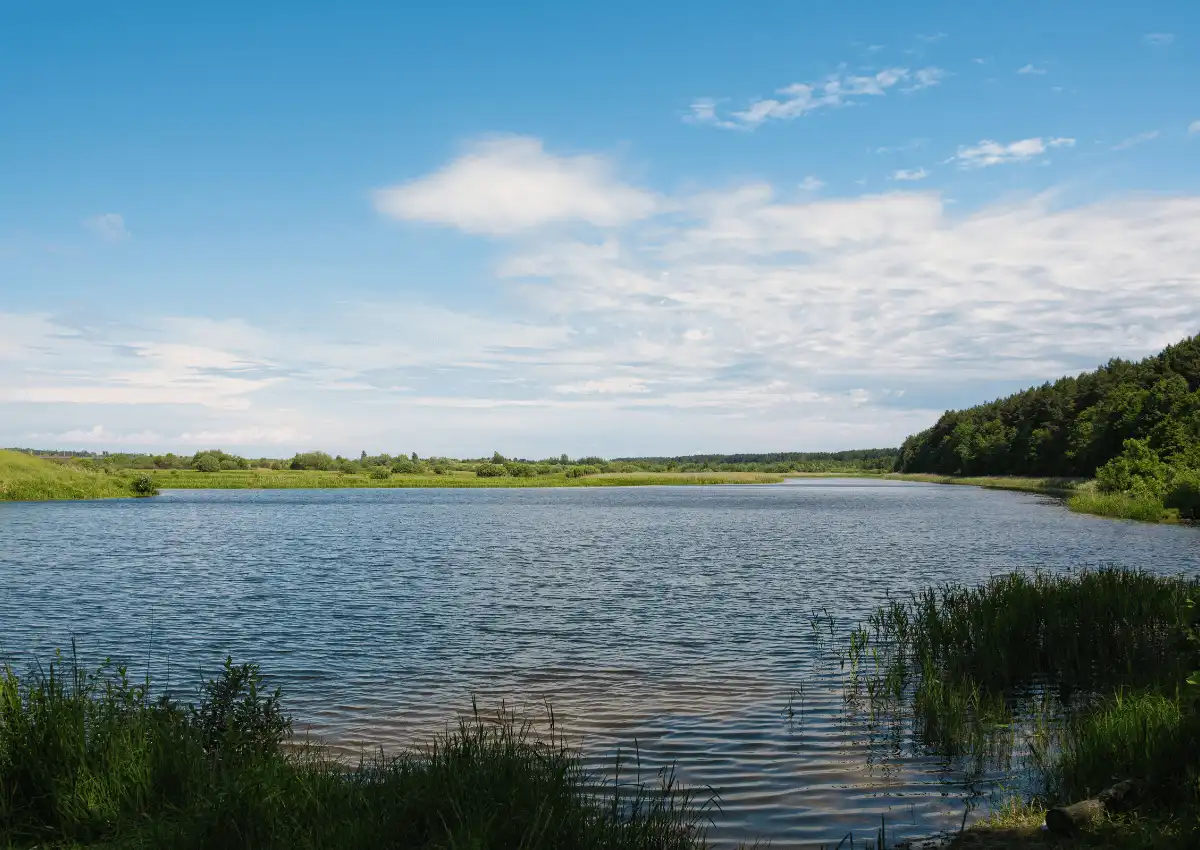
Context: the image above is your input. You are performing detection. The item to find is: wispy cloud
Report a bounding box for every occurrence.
[1112,130,1160,151]
[83,213,129,242]
[891,167,929,181]
[1189,120,1200,137]
[1143,33,1174,45]
[875,138,927,154]
[915,32,947,43]
[1017,63,1047,75]
[689,66,944,130]
[952,136,1075,168]
[798,175,824,191]
[373,136,657,234]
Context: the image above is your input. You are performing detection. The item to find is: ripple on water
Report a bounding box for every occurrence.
[2,480,1197,847]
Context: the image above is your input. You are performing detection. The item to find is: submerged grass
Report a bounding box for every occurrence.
[844,567,1200,848]
[0,450,146,501]
[0,652,712,850]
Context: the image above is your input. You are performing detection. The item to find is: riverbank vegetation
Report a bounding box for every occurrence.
[0,653,711,850]
[0,450,157,501]
[843,568,1200,848]
[896,334,1200,522]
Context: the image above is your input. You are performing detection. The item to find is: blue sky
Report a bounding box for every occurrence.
[2,0,1199,457]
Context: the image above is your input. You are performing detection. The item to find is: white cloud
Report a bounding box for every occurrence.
[83,213,129,241]
[916,32,947,43]
[9,143,1200,456]
[891,167,929,181]
[799,175,824,191]
[373,136,657,234]
[1111,130,1160,151]
[1143,33,1174,45]
[1188,120,1200,137]
[1017,64,1047,75]
[952,136,1075,168]
[691,66,943,130]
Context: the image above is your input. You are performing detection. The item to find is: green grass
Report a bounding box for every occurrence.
[141,468,784,489]
[1067,490,1170,522]
[0,653,712,850]
[0,450,146,501]
[844,568,1200,849]
[883,472,1086,495]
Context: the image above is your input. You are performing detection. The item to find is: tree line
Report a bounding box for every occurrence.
[897,333,1200,516]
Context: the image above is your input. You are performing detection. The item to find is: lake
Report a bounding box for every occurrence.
[2,479,1197,847]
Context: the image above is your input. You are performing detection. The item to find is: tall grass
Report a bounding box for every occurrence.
[843,568,1200,844]
[0,450,144,501]
[1067,490,1167,522]
[0,651,711,849]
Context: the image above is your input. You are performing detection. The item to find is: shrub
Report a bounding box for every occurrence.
[475,462,507,478]
[504,462,535,478]
[193,454,221,473]
[1095,438,1169,497]
[289,451,334,471]
[1165,468,1200,519]
[130,474,159,497]
[369,466,392,480]
[565,465,600,479]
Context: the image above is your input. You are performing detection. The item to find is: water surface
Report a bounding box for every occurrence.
[2,480,1197,846]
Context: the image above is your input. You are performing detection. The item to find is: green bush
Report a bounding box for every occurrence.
[1165,468,1200,519]
[504,462,535,478]
[130,474,159,497]
[566,465,600,478]
[369,466,392,480]
[290,451,334,471]
[475,462,507,478]
[193,454,221,473]
[1095,438,1169,497]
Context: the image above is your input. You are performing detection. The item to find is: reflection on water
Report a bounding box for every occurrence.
[1,480,1196,847]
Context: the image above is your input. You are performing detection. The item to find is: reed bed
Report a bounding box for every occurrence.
[1067,491,1169,522]
[0,652,712,850]
[843,567,1200,847]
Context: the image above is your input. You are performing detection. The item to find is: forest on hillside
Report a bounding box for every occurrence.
[897,333,1200,516]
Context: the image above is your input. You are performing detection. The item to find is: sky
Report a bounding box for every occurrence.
[2,1,1199,458]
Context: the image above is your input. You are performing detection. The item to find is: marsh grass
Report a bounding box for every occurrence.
[0,651,712,850]
[844,568,1200,847]
[882,474,1086,496]
[0,450,143,501]
[1067,490,1169,522]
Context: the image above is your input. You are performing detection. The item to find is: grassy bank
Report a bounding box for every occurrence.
[845,568,1200,848]
[883,472,1085,496]
[141,468,784,489]
[0,450,152,501]
[0,654,711,850]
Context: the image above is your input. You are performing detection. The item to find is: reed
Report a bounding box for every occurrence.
[1067,490,1168,522]
[0,651,711,849]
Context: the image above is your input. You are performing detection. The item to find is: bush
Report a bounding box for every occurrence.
[130,474,159,497]
[193,454,221,473]
[504,462,535,478]
[1095,438,1169,497]
[1165,468,1200,519]
[475,462,507,478]
[290,451,334,471]
[369,466,392,480]
[565,465,600,479]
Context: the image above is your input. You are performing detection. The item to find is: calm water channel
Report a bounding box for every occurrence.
[2,479,1197,846]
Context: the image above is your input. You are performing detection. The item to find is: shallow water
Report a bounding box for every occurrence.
[2,480,1197,846]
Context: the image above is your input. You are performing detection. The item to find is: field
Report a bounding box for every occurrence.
[137,468,785,489]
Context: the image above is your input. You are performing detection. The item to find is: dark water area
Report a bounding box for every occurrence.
[2,480,1197,846]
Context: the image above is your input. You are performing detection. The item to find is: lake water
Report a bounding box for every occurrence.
[2,480,1197,847]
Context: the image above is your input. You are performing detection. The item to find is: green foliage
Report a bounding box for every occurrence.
[0,451,137,501]
[289,451,335,471]
[566,465,600,478]
[1165,468,1200,519]
[474,462,507,477]
[130,474,159,497]
[193,454,221,473]
[369,466,392,480]
[1096,438,1169,497]
[504,461,535,477]
[1067,490,1165,522]
[0,653,709,850]
[898,334,1200,480]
